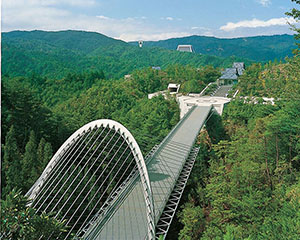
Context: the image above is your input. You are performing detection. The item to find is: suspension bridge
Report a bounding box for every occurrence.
[26,105,216,240]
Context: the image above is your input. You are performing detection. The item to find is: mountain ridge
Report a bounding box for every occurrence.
[2,30,128,55]
[2,30,250,79]
[130,34,296,61]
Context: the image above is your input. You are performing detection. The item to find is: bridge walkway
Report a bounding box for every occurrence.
[84,106,213,239]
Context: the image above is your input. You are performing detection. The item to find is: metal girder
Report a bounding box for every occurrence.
[155,147,200,239]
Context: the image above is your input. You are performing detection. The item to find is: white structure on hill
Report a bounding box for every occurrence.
[177,45,194,52]
[124,74,132,79]
[148,83,181,99]
[177,95,230,118]
[152,66,161,70]
[168,83,180,94]
[138,40,144,48]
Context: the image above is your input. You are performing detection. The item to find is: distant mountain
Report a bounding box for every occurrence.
[130,34,297,62]
[3,30,127,54]
[2,30,251,79]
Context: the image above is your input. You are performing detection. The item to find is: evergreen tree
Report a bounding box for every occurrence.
[37,138,53,172]
[22,130,38,191]
[37,137,46,172]
[2,126,23,196]
[43,142,53,169]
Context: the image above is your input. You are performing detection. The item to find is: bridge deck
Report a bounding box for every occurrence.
[85,106,212,240]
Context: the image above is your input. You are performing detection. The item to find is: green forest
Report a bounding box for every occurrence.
[3,62,218,238]
[1,1,300,239]
[170,57,300,239]
[131,34,296,62]
[2,30,249,80]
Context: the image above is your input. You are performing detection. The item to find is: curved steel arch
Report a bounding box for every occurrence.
[27,119,155,239]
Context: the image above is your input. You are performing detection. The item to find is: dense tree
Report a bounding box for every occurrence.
[236,57,300,99]
[37,138,53,173]
[1,79,67,151]
[177,53,300,239]
[286,0,300,49]
[121,95,180,153]
[129,65,220,95]
[178,203,205,240]
[37,137,46,171]
[257,199,300,239]
[22,131,38,191]
[1,189,68,239]
[43,142,53,168]
[175,99,299,239]
[2,126,23,196]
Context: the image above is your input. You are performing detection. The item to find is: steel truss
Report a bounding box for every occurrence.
[155,146,200,239]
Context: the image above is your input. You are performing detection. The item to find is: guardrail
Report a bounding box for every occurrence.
[199,82,213,96]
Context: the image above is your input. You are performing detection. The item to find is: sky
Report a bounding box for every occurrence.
[2,0,299,42]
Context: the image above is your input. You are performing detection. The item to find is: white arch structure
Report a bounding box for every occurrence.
[27,119,155,240]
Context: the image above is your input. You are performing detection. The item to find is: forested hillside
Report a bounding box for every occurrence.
[2,1,300,238]
[2,63,223,197]
[131,34,296,62]
[170,57,300,239]
[1,66,183,238]
[2,30,248,79]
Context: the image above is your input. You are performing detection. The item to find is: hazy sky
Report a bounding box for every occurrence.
[2,0,299,41]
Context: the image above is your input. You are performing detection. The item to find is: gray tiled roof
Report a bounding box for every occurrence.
[237,68,244,76]
[233,62,245,75]
[220,68,238,80]
[233,62,245,69]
